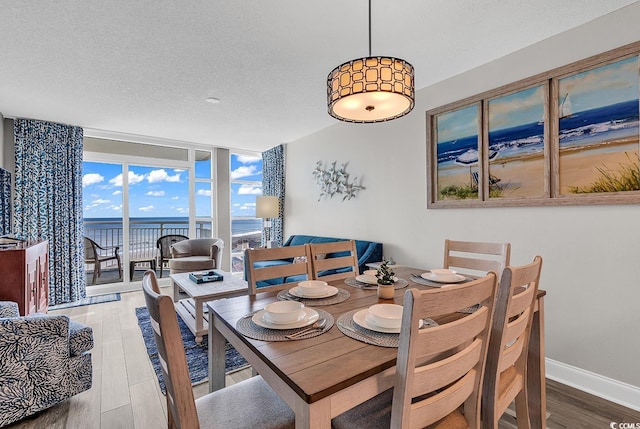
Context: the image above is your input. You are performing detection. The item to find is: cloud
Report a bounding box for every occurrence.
[231,165,259,180]
[197,189,212,197]
[109,204,122,211]
[82,173,104,187]
[172,196,180,200]
[110,171,145,187]
[238,184,262,195]
[139,205,155,212]
[174,207,189,214]
[147,169,181,183]
[89,198,111,207]
[236,154,261,164]
[112,190,122,195]
[146,191,166,197]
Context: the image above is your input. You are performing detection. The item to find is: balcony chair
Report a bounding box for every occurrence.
[141,272,295,429]
[444,239,511,280]
[482,256,543,429]
[155,234,188,277]
[332,272,498,429]
[0,301,94,427]
[83,236,122,285]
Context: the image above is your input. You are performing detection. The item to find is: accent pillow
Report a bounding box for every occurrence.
[293,256,307,264]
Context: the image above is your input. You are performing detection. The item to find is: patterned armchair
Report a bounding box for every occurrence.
[0,301,93,427]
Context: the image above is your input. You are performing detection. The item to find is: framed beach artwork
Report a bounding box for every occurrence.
[487,84,548,200]
[432,104,481,202]
[427,41,640,208]
[556,55,640,197]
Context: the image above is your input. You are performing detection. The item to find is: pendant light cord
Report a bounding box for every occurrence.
[368,0,372,57]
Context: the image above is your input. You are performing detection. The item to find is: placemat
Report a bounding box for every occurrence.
[408,274,472,288]
[276,288,350,306]
[236,308,334,342]
[337,310,439,348]
[344,277,409,290]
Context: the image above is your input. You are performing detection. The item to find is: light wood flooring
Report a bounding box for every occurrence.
[5,288,640,429]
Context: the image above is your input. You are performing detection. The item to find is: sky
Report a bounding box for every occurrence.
[82,153,263,219]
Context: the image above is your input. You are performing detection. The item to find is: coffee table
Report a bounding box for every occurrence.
[170,271,248,343]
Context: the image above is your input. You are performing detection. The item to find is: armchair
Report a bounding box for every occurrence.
[0,301,93,427]
[169,238,224,301]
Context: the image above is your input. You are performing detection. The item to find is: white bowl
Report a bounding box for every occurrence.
[368,304,403,329]
[430,268,458,281]
[297,280,328,297]
[264,301,304,324]
[363,269,378,277]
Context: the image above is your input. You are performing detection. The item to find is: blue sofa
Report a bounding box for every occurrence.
[245,234,383,287]
[0,301,94,427]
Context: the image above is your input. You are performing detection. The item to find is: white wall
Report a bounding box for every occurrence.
[284,2,640,400]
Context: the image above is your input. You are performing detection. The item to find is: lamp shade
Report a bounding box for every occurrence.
[256,196,280,219]
[327,56,414,123]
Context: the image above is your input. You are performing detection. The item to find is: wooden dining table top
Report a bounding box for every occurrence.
[207,265,546,405]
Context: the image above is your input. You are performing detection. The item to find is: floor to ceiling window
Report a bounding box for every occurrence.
[230,152,263,274]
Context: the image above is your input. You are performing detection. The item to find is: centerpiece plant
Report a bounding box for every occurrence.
[376,260,395,285]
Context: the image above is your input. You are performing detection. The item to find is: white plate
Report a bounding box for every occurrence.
[420,272,466,283]
[289,285,339,299]
[355,275,398,285]
[252,308,319,330]
[353,309,401,333]
[263,310,306,325]
[352,309,424,333]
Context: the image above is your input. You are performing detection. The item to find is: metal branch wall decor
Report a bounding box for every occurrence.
[312,161,365,201]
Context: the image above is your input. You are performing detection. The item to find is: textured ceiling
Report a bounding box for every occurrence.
[0,0,637,152]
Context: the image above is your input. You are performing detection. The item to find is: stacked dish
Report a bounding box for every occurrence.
[352,304,404,333]
[288,280,338,298]
[253,300,320,329]
[421,268,465,283]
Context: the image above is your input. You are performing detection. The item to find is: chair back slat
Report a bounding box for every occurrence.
[309,240,359,282]
[444,239,511,279]
[390,272,498,429]
[142,270,200,428]
[245,245,312,295]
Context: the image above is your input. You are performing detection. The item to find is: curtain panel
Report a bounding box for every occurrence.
[13,119,85,305]
[262,145,285,246]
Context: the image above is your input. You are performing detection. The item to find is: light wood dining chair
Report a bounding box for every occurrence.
[332,272,499,429]
[245,245,313,295]
[481,256,543,429]
[141,270,295,429]
[308,240,359,282]
[444,239,511,279]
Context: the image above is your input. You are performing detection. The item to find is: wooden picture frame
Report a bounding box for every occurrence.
[427,41,640,208]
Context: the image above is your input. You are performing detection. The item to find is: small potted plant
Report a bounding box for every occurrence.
[376,260,395,299]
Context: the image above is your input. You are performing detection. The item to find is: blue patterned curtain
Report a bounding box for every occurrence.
[13,119,85,305]
[262,145,285,246]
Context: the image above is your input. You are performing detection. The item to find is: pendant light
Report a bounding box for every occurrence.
[327,0,415,123]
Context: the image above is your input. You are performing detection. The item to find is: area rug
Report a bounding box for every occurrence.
[135,307,249,394]
[48,293,121,310]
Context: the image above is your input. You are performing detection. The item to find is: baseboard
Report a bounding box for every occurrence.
[546,358,640,412]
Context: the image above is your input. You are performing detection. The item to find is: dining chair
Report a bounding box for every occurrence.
[141,270,295,429]
[83,236,122,285]
[308,240,359,282]
[245,245,313,295]
[155,234,188,277]
[332,272,499,429]
[443,239,511,280]
[481,256,543,429]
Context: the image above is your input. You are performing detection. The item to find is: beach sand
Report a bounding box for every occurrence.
[436,137,639,199]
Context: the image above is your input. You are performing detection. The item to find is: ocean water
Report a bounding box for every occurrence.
[437,99,639,166]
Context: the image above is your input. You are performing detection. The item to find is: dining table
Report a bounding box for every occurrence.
[206,266,547,429]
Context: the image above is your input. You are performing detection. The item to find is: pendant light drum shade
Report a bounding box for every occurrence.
[327,56,414,123]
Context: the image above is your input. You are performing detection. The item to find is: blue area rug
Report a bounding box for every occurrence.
[135,307,249,394]
[49,293,121,310]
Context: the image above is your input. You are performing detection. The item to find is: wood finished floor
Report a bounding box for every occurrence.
[6,288,640,429]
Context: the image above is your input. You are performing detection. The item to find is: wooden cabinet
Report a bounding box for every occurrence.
[0,240,49,315]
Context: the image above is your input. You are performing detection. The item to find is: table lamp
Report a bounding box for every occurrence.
[256,195,280,248]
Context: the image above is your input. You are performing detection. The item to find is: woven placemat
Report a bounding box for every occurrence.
[276,288,350,306]
[344,277,409,290]
[337,310,439,348]
[236,308,334,342]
